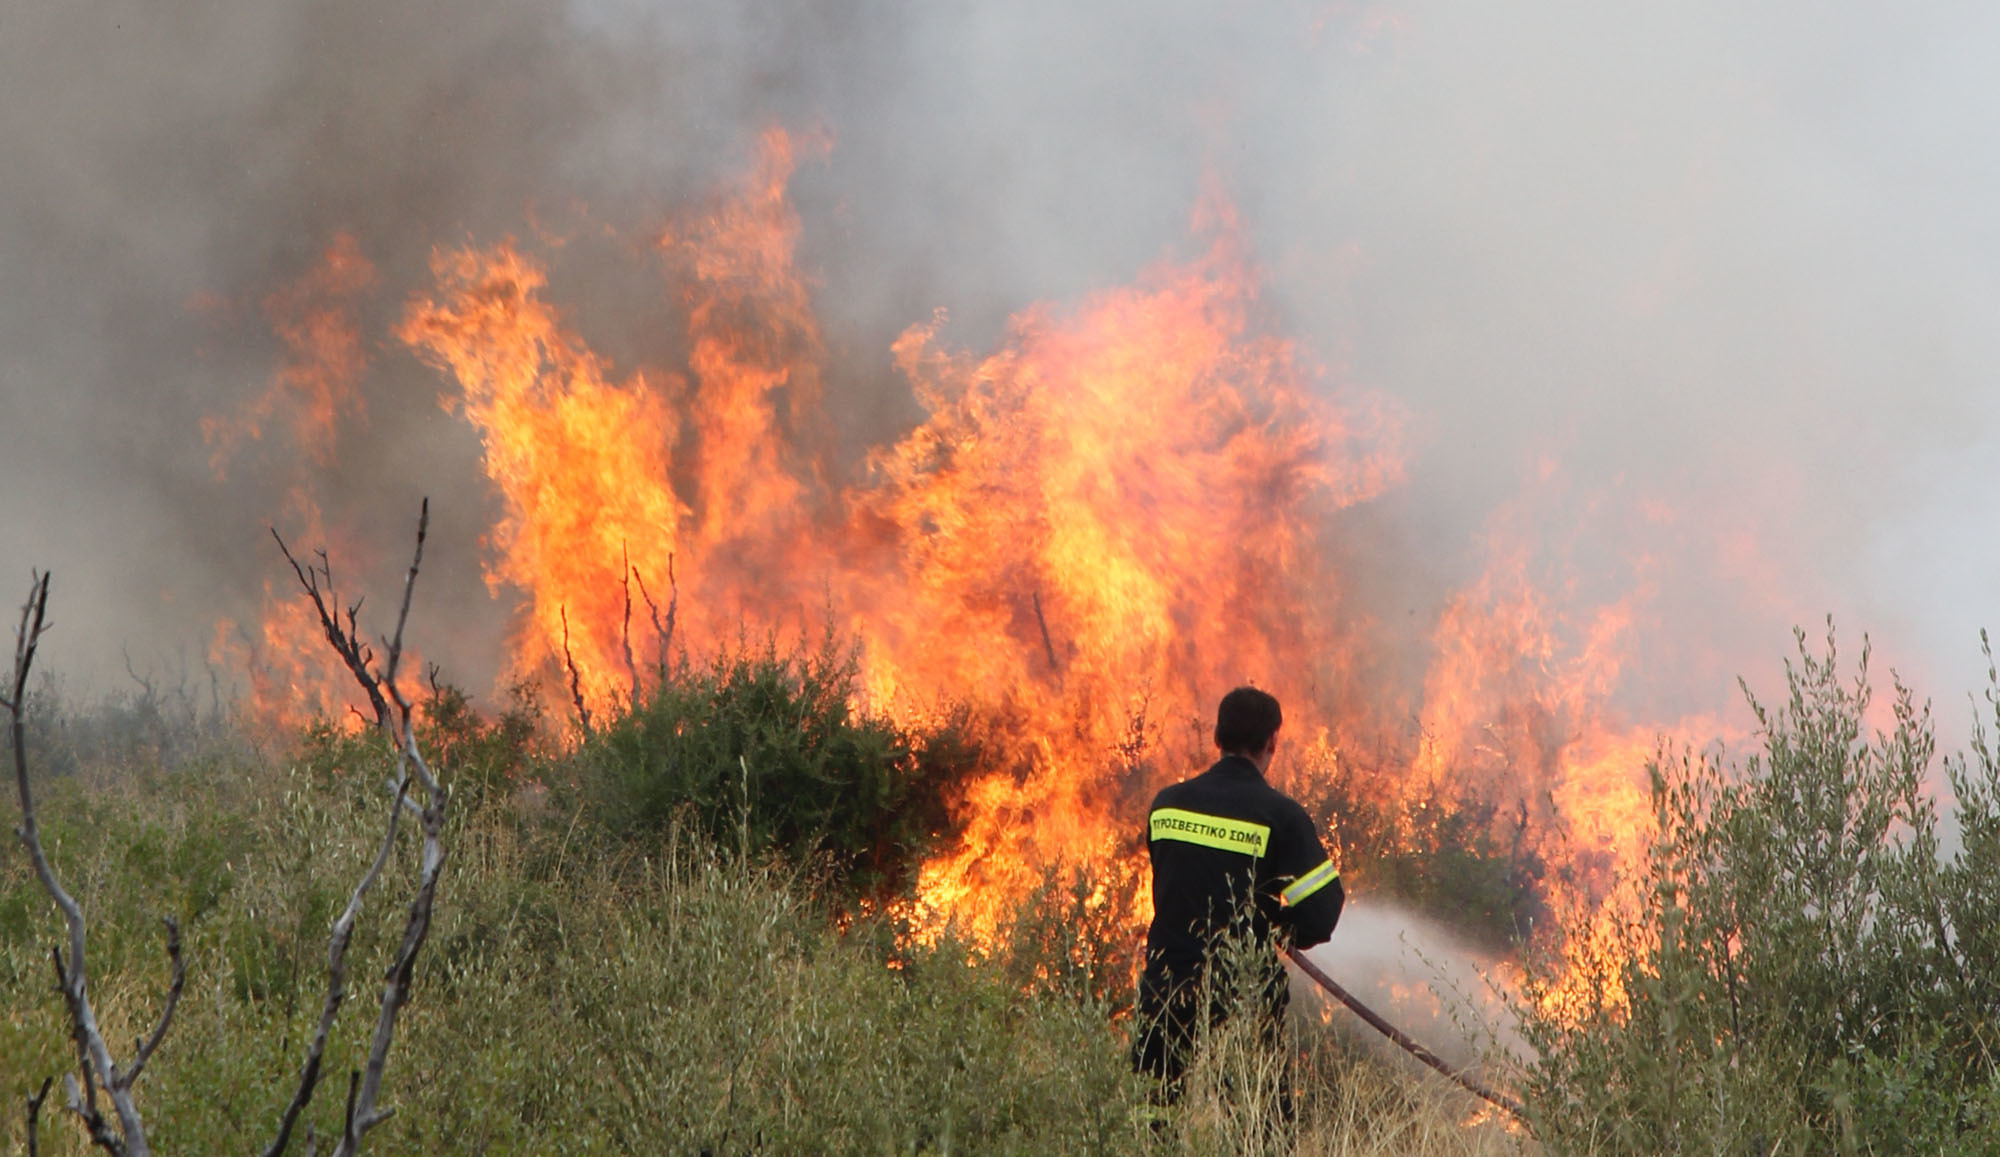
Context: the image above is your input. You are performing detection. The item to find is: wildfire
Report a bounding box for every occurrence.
[203,235,392,732]
[208,496,403,734]
[400,243,687,713]
[202,232,376,478]
[212,128,1746,1005]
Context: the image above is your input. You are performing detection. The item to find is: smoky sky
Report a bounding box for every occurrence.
[3,0,1997,725]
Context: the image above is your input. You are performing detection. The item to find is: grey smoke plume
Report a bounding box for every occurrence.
[3,0,1996,723]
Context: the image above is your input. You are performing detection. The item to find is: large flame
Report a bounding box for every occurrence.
[218,130,1745,997]
[400,244,687,713]
[391,136,1410,944]
[859,203,1403,939]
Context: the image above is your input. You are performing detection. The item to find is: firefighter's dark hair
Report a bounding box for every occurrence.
[1214,686,1282,755]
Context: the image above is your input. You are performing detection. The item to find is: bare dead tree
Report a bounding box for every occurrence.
[265,499,451,1157]
[270,530,393,731]
[619,542,640,703]
[261,774,408,1157]
[8,505,446,1156]
[560,604,594,738]
[632,552,677,685]
[8,572,186,1157]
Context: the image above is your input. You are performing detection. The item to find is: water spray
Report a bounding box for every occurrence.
[1285,948,1524,1119]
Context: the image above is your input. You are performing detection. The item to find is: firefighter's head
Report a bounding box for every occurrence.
[1214,687,1282,766]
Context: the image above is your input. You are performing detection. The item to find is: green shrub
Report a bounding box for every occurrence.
[580,632,965,898]
[1518,625,2000,1153]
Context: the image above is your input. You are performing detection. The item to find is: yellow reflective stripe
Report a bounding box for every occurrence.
[1281,859,1340,906]
[1149,808,1271,857]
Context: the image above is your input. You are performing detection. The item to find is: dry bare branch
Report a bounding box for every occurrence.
[10,572,162,1156]
[270,528,393,730]
[340,1070,360,1155]
[376,498,427,699]
[620,542,639,701]
[632,552,677,682]
[53,946,123,1153]
[1032,588,1060,675]
[348,593,447,1146]
[561,604,593,738]
[120,918,183,1088]
[25,1075,52,1157]
[266,499,449,1157]
[262,778,409,1157]
[50,949,96,1126]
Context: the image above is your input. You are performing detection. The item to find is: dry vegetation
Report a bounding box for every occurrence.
[18,555,1996,1154]
[1,696,1519,1155]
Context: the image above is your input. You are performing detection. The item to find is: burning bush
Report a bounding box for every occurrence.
[1517,626,2000,1150]
[1294,751,1552,955]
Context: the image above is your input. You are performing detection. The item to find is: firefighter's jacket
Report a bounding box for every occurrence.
[1140,754,1343,988]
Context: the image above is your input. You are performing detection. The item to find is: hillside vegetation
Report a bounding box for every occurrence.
[7,625,1999,1153]
[3,643,1512,1156]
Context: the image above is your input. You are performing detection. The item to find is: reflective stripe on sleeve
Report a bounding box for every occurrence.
[1148,808,1271,857]
[1281,859,1340,906]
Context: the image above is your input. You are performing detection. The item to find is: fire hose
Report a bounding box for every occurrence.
[1285,948,1524,1120]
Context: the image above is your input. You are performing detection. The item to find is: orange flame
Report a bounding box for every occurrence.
[210,494,401,734]
[399,243,685,712]
[211,129,1748,997]
[864,211,1403,940]
[391,135,1406,945]
[203,232,375,478]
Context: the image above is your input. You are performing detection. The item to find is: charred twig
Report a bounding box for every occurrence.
[52,948,123,1156]
[25,1075,53,1157]
[271,529,392,730]
[1286,948,1523,1119]
[560,605,593,737]
[8,572,159,1156]
[377,501,426,697]
[340,1070,360,1155]
[1720,917,1743,1050]
[121,648,155,702]
[620,543,639,702]
[632,553,677,682]
[1032,589,1060,674]
[51,948,119,1155]
[51,948,95,1123]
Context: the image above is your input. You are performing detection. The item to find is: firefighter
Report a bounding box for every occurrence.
[1132,686,1344,1100]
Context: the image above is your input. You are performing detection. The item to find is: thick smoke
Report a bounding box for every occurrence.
[3,0,1997,728]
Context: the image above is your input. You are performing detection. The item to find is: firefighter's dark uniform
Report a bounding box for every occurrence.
[1133,753,1343,1089]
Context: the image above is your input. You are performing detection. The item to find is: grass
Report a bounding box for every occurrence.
[0,712,1523,1155]
[17,621,2000,1152]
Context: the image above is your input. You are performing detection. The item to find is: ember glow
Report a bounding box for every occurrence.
[219,131,1734,994]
